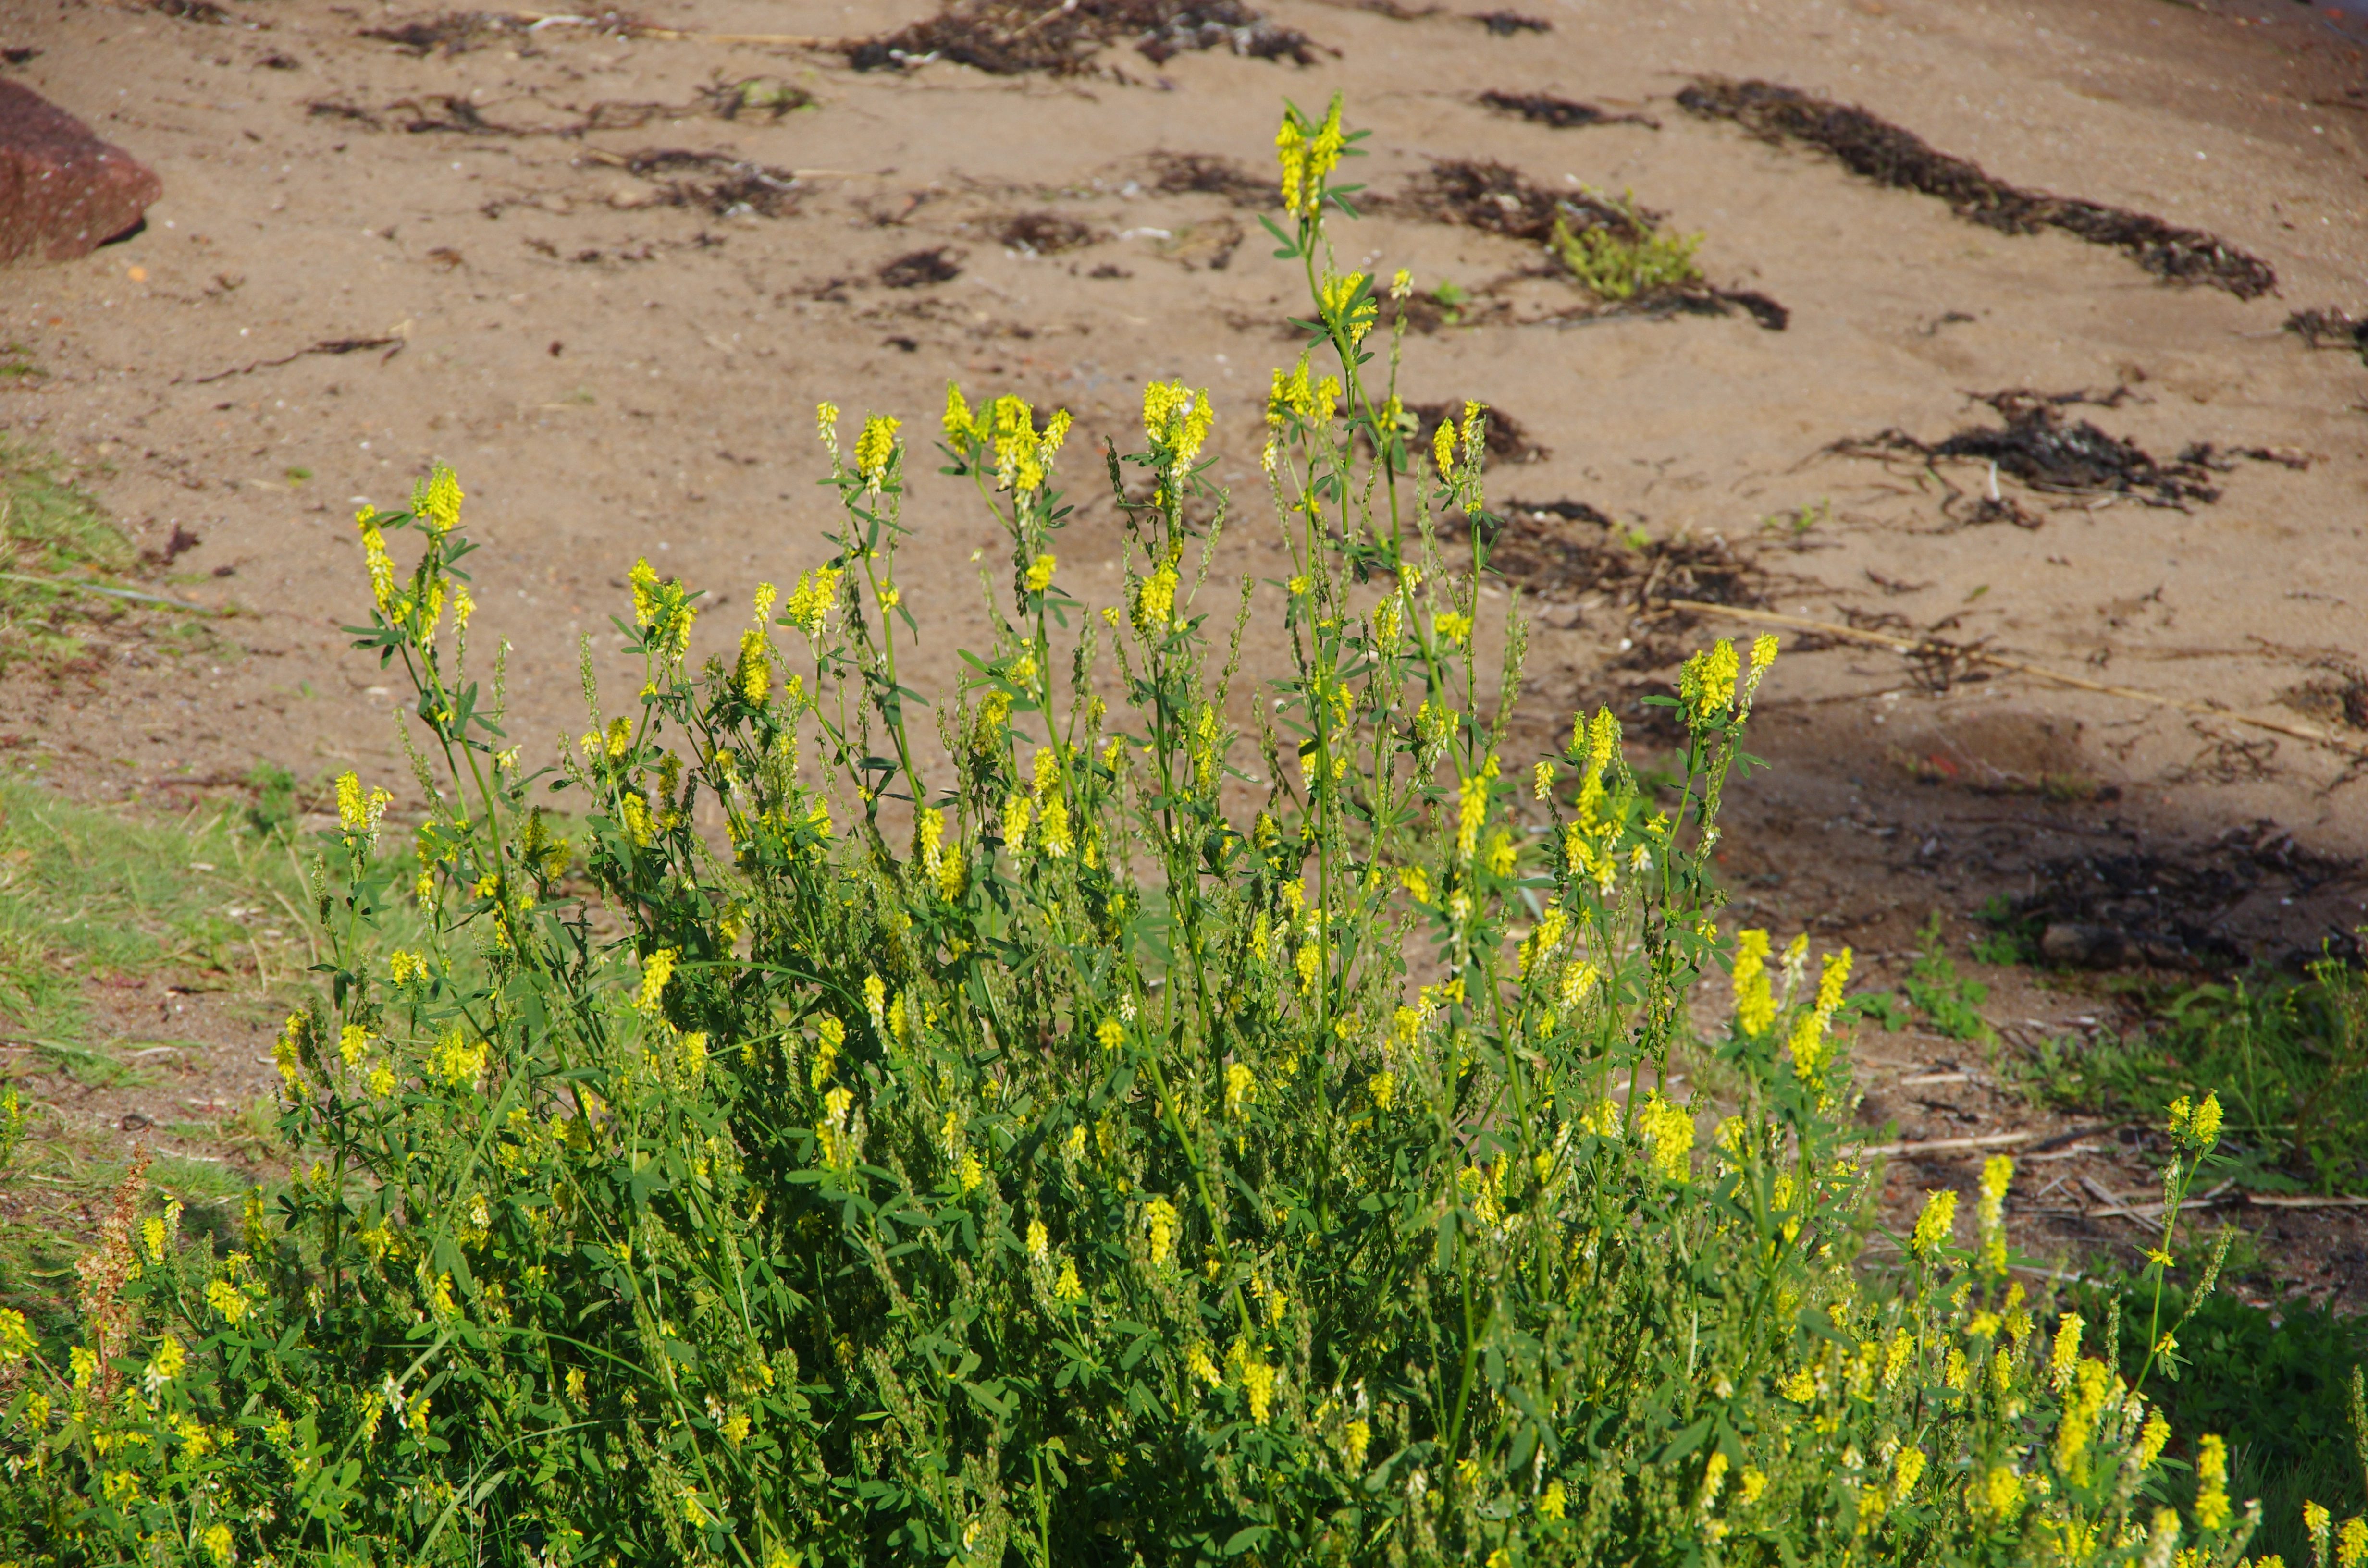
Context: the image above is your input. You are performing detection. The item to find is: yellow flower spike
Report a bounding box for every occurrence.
[1145,1197,1177,1267]
[1432,417,1456,477]
[943,381,975,445]
[1816,947,1852,1014]
[2195,1434,2232,1532]
[2336,1518,2367,1568]
[1053,1259,1084,1302]
[1025,553,1057,593]
[2049,1311,2084,1388]
[1319,271,1376,346]
[853,413,900,484]
[413,462,463,536]
[1976,1155,2013,1275]
[2191,1090,2223,1152]
[1910,1188,1958,1260]
[815,400,839,450]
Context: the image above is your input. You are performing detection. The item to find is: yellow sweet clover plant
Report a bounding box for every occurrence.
[0,98,2274,1568]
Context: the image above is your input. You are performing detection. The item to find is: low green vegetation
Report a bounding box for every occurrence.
[1857,913,1999,1047]
[1548,193,1703,301]
[0,95,2355,1568]
[2016,967,2368,1195]
[0,437,136,667]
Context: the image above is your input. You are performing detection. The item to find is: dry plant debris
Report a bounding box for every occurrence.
[843,1,1324,75]
[1443,501,1771,612]
[877,246,963,288]
[361,10,655,54]
[995,211,1102,255]
[1678,77,2278,299]
[2287,306,2368,365]
[609,149,802,217]
[1146,150,1273,206]
[1478,89,1656,130]
[1831,390,2227,512]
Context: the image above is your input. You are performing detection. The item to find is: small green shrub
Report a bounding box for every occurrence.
[0,98,2294,1568]
[1547,194,1703,301]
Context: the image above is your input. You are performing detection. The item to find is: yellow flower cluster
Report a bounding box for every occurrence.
[1638,1091,1695,1182]
[852,413,900,485]
[2167,1091,2223,1152]
[1132,562,1179,640]
[335,771,392,851]
[782,564,839,639]
[1910,1187,1958,1261]
[413,463,463,536]
[1562,708,1625,892]
[1265,353,1342,437]
[1319,271,1376,347]
[1786,947,1853,1088]
[1731,928,1776,1036]
[1275,92,1346,219]
[1143,380,1215,477]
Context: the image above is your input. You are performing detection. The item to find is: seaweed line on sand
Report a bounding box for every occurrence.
[1678,77,2277,300]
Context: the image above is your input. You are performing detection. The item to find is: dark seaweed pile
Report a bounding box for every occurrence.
[1839,391,2223,510]
[2287,307,2368,366]
[1385,161,1788,330]
[878,247,964,289]
[618,150,802,217]
[1148,152,1273,206]
[1677,77,2277,299]
[844,0,1322,74]
[1478,90,1653,130]
[1387,159,1640,243]
[996,212,1102,255]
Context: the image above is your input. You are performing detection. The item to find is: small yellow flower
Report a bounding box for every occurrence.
[1053,1259,1084,1302]
[1024,553,1057,592]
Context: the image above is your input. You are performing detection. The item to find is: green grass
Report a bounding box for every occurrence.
[0,435,137,667]
[2017,967,2368,1194]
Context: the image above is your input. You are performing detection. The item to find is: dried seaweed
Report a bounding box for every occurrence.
[1385,159,1640,243]
[1469,10,1549,33]
[1440,502,1771,612]
[361,8,657,53]
[613,150,802,217]
[2287,307,2368,366]
[1677,77,2277,299]
[845,0,1323,75]
[878,247,963,289]
[1833,391,2224,511]
[1147,151,1272,207]
[1478,90,1655,131]
[996,212,1102,255]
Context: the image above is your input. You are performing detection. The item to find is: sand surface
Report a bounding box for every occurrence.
[4,0,2368,1299]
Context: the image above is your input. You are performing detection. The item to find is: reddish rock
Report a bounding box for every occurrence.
[0,79,162,264]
